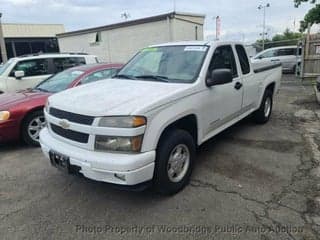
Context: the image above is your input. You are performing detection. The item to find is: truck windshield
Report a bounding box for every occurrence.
[34,69,84,93]
[0,59,14,76]
[116,45,209,83]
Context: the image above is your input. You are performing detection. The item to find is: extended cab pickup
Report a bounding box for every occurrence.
[40,41,282,195]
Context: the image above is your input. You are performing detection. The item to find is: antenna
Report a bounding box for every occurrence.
[121,12,131,20]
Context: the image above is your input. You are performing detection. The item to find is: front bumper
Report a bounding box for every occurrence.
[39,128,155,185]
[0,119,20,143]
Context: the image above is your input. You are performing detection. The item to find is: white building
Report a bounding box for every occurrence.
[0,23,64,62]
[57,12,205,63]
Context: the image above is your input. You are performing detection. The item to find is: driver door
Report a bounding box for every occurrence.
[202,45,243,139]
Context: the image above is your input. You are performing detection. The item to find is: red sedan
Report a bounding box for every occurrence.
[0,63,123,146]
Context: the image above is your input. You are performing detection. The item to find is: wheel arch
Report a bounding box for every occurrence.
[156,114,199,149]
[19,106,45,137]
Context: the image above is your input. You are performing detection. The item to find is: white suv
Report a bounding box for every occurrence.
[0,53,98,93]
[252,45,301,73]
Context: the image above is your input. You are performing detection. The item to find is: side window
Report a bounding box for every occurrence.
[52,57,86,73]
[258,49,276,59]
[277,48,296,56]
[208,45,238,78]
[81,69,115,85]
[10,59,49,77]
[236,45,250,74]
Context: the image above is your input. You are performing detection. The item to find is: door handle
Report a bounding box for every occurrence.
[271,59,280,62]
[234,82,242,90]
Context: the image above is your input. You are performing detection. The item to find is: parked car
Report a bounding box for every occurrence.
[252,45,301,73]
[0,63,122,146]
[0,53,98,94]
[316,77,320,104]
[40,41,281,195]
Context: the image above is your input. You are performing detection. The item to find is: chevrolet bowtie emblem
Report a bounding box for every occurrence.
[59,119,70,129]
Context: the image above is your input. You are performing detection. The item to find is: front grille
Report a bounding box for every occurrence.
[49,108,94,125]
[51,124,89,143]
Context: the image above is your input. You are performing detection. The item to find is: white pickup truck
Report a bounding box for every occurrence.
[40,41,282,195]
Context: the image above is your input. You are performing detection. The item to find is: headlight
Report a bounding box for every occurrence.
[0,111,10,121]
[95,135,143,152]
[99,116,146,128]
[44,100,50,113]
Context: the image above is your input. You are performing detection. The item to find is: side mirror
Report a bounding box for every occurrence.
[14,70,25,79]
[206,69,233,87]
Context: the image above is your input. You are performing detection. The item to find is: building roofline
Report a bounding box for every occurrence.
[3,23,64,26]
[57,11,205,38]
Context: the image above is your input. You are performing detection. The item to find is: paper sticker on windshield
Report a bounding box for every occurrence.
[184,46,207,52]
[142,47,158,52]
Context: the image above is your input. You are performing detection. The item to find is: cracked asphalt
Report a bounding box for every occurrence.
[1,75,320,240]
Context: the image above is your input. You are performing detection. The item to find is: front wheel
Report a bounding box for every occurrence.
[153,129,196,195]
[253,90,273,124]
[22,110,46,146]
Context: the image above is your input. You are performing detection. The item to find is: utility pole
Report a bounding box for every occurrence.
[0,13,8,63]
[215,16,221,41]
[258,3,270,51]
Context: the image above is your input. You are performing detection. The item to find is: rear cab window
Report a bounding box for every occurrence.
[236,45,251,75]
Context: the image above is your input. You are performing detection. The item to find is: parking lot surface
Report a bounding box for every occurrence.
[1,75,320,240]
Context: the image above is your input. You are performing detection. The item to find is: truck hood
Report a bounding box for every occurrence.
[48,79,195,116]
[0,91,50,109]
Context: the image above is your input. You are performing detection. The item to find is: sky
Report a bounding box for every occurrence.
[0,0,315,43]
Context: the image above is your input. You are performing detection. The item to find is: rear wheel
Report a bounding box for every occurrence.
[153,129,196,195]
[253,90,273,124]
[22,110,46,146]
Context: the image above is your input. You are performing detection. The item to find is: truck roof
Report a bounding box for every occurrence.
[151,40,245,47]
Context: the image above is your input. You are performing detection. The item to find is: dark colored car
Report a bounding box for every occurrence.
[0,63,123,146]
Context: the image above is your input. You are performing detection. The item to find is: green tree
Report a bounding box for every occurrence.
[294,0,316,7]
[272,28,303,41]
[295,0,320,32]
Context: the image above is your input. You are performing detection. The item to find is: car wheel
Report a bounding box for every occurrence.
[253,90,273,124]
[22,110,46,146]
[153,129,196,195]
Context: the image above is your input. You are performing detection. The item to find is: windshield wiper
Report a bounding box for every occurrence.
[134,75,169,82]
[34,87,50,93]
[113,74,136,80]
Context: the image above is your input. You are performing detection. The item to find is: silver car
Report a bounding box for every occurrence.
[253,45,301,73]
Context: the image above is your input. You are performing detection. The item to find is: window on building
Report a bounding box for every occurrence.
[96,32,102,43]
[15,42,31,56]
[195,26,198,40]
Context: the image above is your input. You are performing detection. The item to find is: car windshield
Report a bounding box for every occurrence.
[0,59,14,75]
[34,69,84,93]
[116,45,208,83]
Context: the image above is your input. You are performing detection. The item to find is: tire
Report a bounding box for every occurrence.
[253,90,273,124]
[153,129,196,195]
[22,110,46,146]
